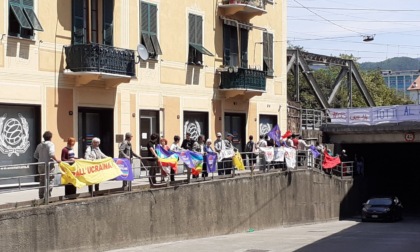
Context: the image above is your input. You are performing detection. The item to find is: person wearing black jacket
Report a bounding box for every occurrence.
[181,132,195,182]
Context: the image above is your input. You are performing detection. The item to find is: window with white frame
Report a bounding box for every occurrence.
[188,13,213,65]
[140,1,162,59]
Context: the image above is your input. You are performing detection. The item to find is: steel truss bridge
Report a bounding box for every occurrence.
[287,49,375,109]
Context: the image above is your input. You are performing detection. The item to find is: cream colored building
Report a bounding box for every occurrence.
[0,0,287,181]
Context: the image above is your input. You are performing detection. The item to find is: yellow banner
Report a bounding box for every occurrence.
[59,157,122,188]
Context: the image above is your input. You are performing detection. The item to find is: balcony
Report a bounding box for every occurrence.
[220,67,266,97]
[219,0,267,19]
[64,43,136,86]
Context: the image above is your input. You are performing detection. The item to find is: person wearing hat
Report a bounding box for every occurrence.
[119,132,142,189]
[214,132,224,176]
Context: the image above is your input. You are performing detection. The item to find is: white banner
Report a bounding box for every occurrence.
[274,147,285,162]
[284,147,296,169]
[259,147,287,163]
[259,147,274,162]
[328,108,348,124]
[329,105,420,125]
[371,105,398,125]
[348,108,371,125]
[218,148,235,162]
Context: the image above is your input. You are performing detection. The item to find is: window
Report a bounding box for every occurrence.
[263,32,273,76]
[223,23,249,68]
[72,0,114,45]
[8,0,43,39]
[140,2,162,59]
[188,14,213,65]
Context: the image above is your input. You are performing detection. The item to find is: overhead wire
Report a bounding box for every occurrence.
[292,0,365,35]
[288,1,420,61]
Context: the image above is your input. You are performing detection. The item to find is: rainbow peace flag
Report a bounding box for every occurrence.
[179,150,203,176]
[155,144,179,173]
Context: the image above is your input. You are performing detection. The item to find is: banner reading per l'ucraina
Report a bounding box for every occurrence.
[59,157,122,188]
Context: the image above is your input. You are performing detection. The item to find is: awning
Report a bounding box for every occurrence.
[221,17,253,30]
[190,43,214,56]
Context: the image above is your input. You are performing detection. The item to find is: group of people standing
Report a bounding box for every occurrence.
[34,131,126,199]
[33,130,247,198]
[143,131,236,185]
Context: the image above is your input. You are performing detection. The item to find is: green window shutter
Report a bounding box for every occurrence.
[141,2,160,57]
[140,2,149,33]
[268,33,273,73]
[263,32,273,75]
[10,4,32,29]
[188,14,195,44]
[189,14,202,45]
[196,15,202,45]
[142,33,155,55]
[149,4,157,35]
[103,0,114,46]
[72,0,86,44]
[23,8,43,31]
[150,35,162,55]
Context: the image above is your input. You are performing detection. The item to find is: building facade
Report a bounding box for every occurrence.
[381,70,419,100]
[0,0,287,184]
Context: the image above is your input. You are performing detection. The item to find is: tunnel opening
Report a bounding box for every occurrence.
[341,143,420,214]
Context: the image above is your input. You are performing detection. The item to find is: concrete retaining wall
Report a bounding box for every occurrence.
[0,170,353,251]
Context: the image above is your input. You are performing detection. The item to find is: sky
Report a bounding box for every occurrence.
[287,0,420,63]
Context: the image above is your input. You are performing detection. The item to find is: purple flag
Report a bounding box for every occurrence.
[267,125,281,147]
[309,145,320,158]
[205,152,218,173]
[113,158,134,181]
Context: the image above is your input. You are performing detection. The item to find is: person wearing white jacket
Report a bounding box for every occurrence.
[34,131,61,199]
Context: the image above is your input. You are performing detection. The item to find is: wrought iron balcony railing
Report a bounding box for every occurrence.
[220,67,266,91]
[64,43,136,77]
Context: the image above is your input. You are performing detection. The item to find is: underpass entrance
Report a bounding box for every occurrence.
[340,142,420,214]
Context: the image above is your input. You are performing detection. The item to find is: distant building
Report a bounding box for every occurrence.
[407,77,420,105]
[381,70,420,99]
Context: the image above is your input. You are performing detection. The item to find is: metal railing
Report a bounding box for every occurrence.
[301,109,326,130]
[64,43,136,76]
[220,67,266,91]
[0,150,352,210]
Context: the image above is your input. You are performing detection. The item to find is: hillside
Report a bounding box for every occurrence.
[360,57,420,71]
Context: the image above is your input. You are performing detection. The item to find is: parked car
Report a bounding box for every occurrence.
[361,196,403,222]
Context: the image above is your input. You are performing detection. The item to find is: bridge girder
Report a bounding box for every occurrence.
[287,49,376,109]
